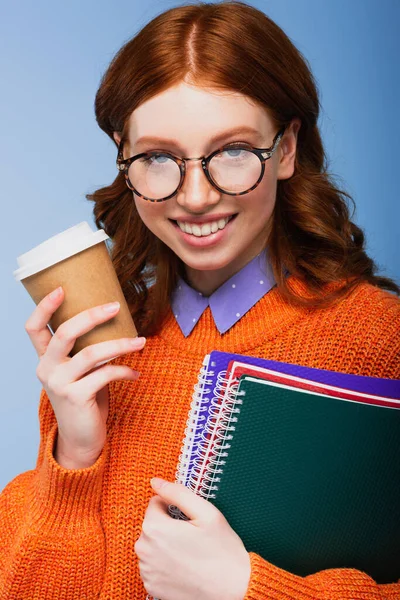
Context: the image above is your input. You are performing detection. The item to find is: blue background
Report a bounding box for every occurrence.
[1,0,399,491]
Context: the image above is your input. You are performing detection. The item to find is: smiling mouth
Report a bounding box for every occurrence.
[170,214,237,237]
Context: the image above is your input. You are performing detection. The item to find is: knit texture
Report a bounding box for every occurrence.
[0,278,399,599]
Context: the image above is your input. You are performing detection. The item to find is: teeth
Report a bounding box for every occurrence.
[177,222,193,234]
[177,216,232,237]
[192,224,201,237]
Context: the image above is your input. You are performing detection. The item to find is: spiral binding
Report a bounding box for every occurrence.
[168,361,245,520]
[175,360,215,483]
[168,359,214,519]
[190,379,244,501]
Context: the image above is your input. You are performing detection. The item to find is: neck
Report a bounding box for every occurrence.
[184,268,232,296]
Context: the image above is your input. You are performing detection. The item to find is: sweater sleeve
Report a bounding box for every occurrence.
[0,388,107,599]
[244,552,400,600]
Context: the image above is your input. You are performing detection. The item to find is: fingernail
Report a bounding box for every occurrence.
[129,337,146,347]
[103,301,120,313]
[151,477,168,489]
[50,287,62,300]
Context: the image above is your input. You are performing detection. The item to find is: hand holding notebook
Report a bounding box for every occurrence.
[141,473,251,600]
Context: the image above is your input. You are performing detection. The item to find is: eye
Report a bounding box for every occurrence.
[140,153,172,166]
[224,148,245,157]
[214,144,254,163]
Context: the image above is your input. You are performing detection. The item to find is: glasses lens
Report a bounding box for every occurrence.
[209,148,262,193]
[128,154,181,200]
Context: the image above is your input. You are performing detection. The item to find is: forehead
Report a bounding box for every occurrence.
[127,82,273,152]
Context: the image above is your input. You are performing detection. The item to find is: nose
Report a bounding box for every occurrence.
[175,159,221,213]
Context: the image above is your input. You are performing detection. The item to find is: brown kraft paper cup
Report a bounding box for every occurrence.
[15,225,137,359]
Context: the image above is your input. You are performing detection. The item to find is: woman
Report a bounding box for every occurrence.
[1,1,399,599]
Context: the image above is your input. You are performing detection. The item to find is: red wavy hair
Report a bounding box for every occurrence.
[87,0,399,336]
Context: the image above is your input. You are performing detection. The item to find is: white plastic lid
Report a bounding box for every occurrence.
[13,221,110,281]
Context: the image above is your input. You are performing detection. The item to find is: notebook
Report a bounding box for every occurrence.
[174,350,400,488]
[187,361,400,499]
[185,374,400,582]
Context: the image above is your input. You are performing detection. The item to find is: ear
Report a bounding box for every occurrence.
[113,132,122,146]
[276,117,301,181]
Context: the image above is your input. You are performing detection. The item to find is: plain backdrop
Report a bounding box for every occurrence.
[1,0,399,491]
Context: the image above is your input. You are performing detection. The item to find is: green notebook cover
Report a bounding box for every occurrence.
[207,376,400,583]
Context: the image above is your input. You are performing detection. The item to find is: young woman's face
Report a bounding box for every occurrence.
[116,82,299,293]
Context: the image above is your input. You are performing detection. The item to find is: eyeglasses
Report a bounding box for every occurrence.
[116,127,286,202]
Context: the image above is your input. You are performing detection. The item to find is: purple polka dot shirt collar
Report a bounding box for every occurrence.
[170,250,276,337]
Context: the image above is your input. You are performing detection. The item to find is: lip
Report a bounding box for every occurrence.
[169,213,237,225]
[170,214,237,247]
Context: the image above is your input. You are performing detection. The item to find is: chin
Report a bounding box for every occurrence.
[177,252,237,272]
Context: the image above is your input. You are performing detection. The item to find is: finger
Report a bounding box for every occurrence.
[145,495,171,518]
[151,481,219,524]
[57,336,146,385]
[142,496,173,530]
[144,496,190,529]
[25,286,65,358]
[46,301,122,363]
[68,363,140,404]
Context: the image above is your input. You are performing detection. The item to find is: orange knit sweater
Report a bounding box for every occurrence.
[1,278,399,599]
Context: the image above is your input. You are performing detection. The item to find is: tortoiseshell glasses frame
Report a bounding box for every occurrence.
[116,126,286,202]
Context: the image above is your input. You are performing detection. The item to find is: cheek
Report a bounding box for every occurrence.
[246,176,277,220]
[134,195,167,234]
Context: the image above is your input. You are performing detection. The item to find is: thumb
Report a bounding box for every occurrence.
[150,477,217,522]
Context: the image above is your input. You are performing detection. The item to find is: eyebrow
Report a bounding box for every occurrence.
[133,126,264,151]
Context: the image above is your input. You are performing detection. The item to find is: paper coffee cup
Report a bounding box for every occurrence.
[14,221,138,359]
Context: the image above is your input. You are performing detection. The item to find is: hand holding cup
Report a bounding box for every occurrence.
[26,287,145,469]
